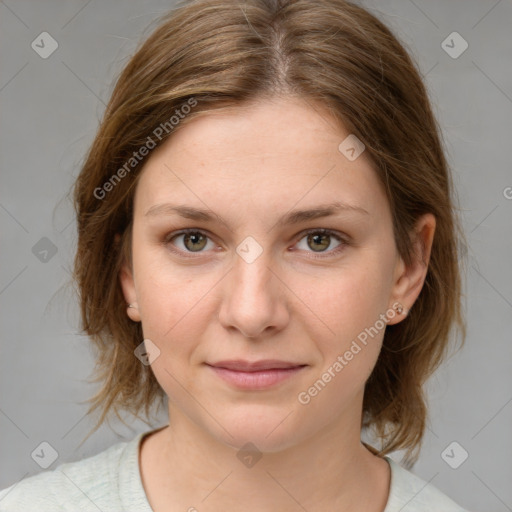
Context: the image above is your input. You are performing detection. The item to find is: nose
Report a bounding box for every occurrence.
[217,249,290,339]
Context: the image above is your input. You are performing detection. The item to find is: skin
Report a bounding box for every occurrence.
[120,95,435,512]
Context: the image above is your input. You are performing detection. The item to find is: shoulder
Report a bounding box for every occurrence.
[0,436,136,512]
[384,456,469,512]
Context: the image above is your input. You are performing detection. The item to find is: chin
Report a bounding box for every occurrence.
[208,408,305,454]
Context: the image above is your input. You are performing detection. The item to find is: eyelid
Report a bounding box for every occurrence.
[164,228,220,258]
[164,227,349,258]
[292,228,349,258]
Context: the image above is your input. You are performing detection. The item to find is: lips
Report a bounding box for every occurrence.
[206,360,308,390]
[207,360,306,371]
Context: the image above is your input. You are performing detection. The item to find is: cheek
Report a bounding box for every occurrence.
[133,232,201,298]
[138,272,210,341]
[308,261,393,342]
[132,245,210,348]
[298,270,389,414]
[300,255,395,399]
[135,265,212,396]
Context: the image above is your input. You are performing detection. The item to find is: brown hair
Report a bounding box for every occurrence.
[73,0,465,466]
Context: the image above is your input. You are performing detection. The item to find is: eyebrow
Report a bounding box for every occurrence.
[144,201,369,228]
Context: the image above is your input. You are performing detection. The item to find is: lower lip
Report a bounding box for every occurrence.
[208,365,306,390]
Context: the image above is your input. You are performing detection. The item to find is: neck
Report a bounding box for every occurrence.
[140,399,390,511]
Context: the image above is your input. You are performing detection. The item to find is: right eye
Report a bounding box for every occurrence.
[165,229,217,256]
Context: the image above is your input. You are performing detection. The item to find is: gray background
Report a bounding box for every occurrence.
[1,1,511,510]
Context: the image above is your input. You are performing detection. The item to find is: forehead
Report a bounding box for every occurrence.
[133,97,386,219]
[153,97,356,167]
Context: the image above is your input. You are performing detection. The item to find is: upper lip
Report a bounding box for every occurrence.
[207,360,306,372]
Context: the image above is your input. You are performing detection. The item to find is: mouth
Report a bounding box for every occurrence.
[205,360,308,390]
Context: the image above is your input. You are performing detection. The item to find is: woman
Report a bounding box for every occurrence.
[0,0,468,510]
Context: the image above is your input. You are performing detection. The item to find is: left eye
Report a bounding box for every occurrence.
[165,228,346,257]
[295,229,344,254]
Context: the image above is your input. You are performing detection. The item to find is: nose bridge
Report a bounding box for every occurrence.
[231,244,275,305]
[218,240,287,338]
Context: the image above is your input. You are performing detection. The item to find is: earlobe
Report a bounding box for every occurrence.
[119,261,141,322]
[387,213,436,325]
[116,230,141,322]
[126,302,141,322]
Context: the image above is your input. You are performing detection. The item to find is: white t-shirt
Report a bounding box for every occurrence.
[0,428,469,511]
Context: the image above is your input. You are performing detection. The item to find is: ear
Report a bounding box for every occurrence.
[387,213,436,325]
[116,233,141,323]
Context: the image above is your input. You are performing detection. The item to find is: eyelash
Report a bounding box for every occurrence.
[164,228,349,260]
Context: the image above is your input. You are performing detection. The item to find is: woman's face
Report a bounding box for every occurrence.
[120,96,430,452]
